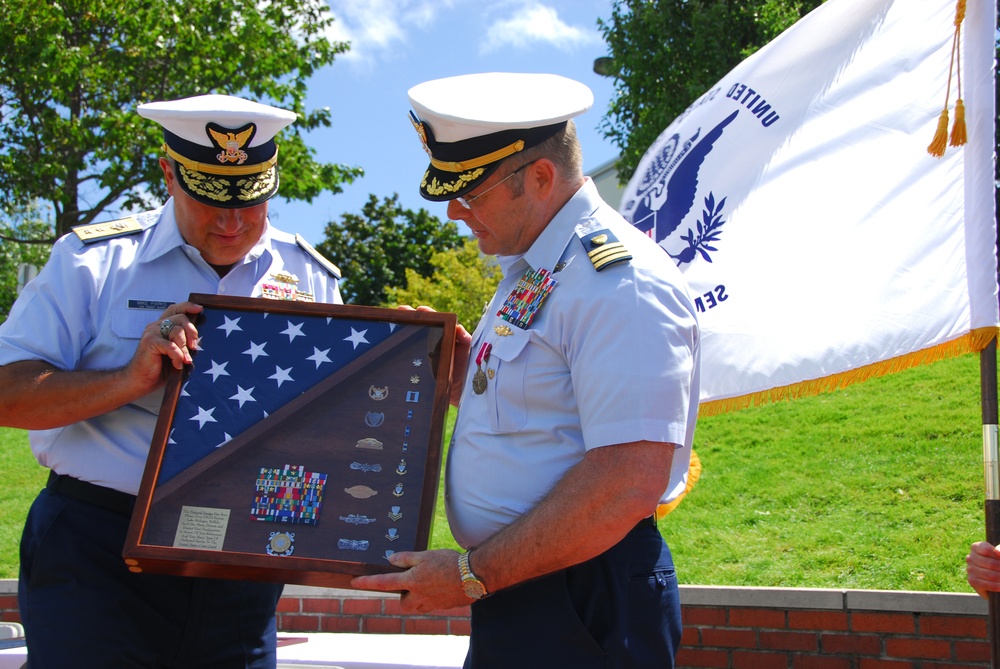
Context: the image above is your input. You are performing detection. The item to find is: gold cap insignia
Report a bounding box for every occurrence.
[208,123,255,165]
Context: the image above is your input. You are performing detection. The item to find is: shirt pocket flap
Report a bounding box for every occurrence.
[111,308,155,340]
[488,327,530,362]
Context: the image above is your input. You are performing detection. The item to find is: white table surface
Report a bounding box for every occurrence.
[277,633,469,669]
[0,633,469,669]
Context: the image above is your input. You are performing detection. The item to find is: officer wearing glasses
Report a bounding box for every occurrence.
[354,72,701,669]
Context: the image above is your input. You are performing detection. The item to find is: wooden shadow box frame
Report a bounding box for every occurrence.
[124,294,456,589]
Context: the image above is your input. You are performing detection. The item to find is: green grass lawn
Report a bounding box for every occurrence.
[0,351,989,593]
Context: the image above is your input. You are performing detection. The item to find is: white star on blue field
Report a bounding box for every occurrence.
[160,306,400,483]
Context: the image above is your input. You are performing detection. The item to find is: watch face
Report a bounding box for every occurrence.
[463,579,487,599]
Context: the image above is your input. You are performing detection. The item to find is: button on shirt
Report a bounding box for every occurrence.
[0,199,342,494]
[445,179,701,548]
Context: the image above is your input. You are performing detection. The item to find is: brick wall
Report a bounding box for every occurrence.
[676,586,990,668]
[1,581,991,667]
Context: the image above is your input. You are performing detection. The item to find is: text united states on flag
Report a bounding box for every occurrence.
[620,0,998,413]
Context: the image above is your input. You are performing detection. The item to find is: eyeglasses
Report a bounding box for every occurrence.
[455,161,536,209]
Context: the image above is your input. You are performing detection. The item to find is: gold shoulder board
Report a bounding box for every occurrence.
[295,234,341,279]
[72,217,143,244]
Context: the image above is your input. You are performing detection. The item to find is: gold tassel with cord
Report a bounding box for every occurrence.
[927,109,949,157]
[928,0,966,157]
[950,98,967,147]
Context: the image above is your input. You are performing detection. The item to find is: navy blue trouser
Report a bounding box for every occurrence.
[464,520,682,669]
[19,486,283,669]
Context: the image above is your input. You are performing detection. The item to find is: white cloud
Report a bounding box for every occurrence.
[326,0,449,68]
[480,2,602,55]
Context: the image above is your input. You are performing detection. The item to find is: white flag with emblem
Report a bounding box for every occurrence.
[619,0,998,415]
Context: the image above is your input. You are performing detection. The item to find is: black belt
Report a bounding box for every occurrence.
[46,471,136,516]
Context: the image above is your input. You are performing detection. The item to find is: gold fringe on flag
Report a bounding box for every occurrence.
[928,0,967,157]
[656,450,702,519]
[698,327,999,418]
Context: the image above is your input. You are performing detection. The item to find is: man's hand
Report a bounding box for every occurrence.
[351,549,471,613]
[396,305,472,405]
[125,301,203,391]
[0,301,203,430]
[966,541,1000,599]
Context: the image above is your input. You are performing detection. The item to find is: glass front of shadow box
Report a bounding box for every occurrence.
[124,294,456,588]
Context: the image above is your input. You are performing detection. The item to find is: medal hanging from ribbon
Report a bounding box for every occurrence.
[498,267,557,329]
[472,342,491,395]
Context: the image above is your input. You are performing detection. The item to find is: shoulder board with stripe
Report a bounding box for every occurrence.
[72,216,143,244]
[578,228,632,272]
[295,234,341,279]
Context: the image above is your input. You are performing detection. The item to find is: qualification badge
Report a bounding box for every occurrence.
[266,532,295,556]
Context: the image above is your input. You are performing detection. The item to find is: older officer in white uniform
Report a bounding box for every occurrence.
[354,73,700,669]
[0,95,342,669]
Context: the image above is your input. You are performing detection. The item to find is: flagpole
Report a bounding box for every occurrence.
[982,337,1000,668]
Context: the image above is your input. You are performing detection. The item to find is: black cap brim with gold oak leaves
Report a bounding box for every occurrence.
[163,122,280,209]
[410,112,566,202]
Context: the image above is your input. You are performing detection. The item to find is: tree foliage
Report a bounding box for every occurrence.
[388,238,503,331]
[316,194,466,307]
[598,0,823,183]
[0,203,54,323]
[0,0,363,240]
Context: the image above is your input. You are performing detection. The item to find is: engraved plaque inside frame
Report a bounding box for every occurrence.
[124,294,456,589]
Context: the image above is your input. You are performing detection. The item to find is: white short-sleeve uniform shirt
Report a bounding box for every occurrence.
[0,199,342,494]
[446,179,701,548]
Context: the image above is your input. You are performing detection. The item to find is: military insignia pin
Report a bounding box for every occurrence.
[266,531,295,556]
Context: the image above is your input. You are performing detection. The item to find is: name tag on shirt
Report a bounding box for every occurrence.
[127,299,173,311]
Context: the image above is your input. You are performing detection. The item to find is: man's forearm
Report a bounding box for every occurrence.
[469,440,675,593]
[0,360,150,430]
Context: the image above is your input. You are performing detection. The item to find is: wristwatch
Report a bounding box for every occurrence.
[458,552,488,600]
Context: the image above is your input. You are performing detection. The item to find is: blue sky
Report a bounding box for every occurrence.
[266,0,621,246]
